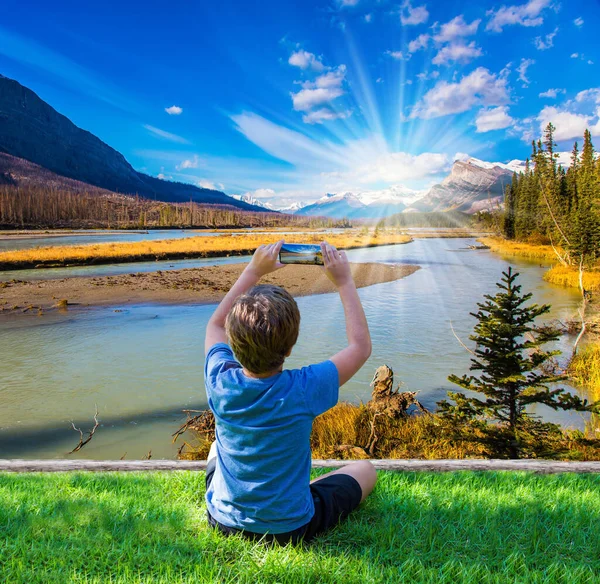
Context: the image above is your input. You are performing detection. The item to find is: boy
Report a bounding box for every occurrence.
[204,239,377,544]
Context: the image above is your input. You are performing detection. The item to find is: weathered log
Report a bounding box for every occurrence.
[3,459,600,473]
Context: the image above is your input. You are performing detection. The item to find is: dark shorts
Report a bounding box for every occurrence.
[205,458,362,545]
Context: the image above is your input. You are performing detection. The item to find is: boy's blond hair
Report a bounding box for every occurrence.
[225,285,300,374]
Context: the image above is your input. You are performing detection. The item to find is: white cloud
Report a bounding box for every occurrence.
[571,53,579,58]
[230,112,452,195]
[517,58,535,85]
[376,77,384,83]
[288,50,325,72]
[364,13,372,22]
[303,67,346,89]
[533,27,557,50]
[231,112,343,168]
[408,33,430,53]
[433,15,481,43]
[486,0,552,33]
[143,124,190,144]
[574,17,584,27]
[385,50,405,60]
[302,108,352,124]
[322,152,450,184]
[416,70,440,81]
[243,188,276,199]
[400,1,429,25]
[575,88,600,104]
[539,88,565,98]
[432,41,483,66]
[176,155,201,170]
[475,106,514,132]
[537,106,599,140]
[292,87,344,111]
[291,66,346,114]
[165,105,182,115]
[411,67,509,119]
[197,179,220,190]
[337,0,359,5]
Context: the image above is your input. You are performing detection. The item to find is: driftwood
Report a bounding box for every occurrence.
[172,410,215,443]
[3,459,600,473]
[68,406,100,454]
[368,365,429,418]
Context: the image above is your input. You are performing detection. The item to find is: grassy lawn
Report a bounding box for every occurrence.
[2,470,600,584]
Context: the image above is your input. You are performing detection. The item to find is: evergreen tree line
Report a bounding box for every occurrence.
[0,185,348,230]
[503,124,600,264]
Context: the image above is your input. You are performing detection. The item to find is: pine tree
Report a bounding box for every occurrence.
[573,130,600,262]
[438,268,597,458]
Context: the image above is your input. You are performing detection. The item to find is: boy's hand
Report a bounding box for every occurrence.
[245,240,285,278]
[321,242,353,288]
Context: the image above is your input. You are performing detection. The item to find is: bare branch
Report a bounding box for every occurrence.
[450,319,475,355]
[68,406,100,454]
[572,256,588,356]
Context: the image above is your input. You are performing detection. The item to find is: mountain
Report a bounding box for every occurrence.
[0,151,122,195]
[0,74,265,212]
[408,157,517,214]
[295,186,425,219]
[232,193,277,211]
[277,201,307,214]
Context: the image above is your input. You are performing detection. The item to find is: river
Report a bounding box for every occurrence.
[0,238,586,459]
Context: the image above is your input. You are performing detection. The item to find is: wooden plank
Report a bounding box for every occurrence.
[2,459,600,473]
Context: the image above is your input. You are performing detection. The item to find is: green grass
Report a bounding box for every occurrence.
[1,471,600,583]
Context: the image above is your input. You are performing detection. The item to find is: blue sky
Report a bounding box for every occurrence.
[1,0,599,207]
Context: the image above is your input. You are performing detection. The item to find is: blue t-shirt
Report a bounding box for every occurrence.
[204,343,339,534]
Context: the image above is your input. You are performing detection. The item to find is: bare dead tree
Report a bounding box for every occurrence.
[572,256,589,356]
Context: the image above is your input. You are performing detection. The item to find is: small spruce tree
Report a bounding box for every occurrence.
[438,267,597,458]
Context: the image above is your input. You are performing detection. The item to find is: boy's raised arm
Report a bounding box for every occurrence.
[205,240,284,354]
[321,242,372,387]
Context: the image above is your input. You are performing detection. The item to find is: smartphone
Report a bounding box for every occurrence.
[279,243,324,265]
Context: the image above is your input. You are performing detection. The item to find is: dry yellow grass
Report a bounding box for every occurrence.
[0,230,412,270]
[480,236,600,293]
[569,343,600,402]
[310,402,482,459]
[544,265,600,292]
[479,236,562,262]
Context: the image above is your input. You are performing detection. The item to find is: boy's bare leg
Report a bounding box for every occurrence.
[311,460,377,503]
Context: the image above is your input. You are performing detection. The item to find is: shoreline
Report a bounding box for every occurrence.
[0,230,494,271]
[0,261,420,315]
[479,236,600,292]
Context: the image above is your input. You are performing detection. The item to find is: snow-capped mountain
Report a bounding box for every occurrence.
[409,157,516,214]
[295,186,426,219]
[231,193,276,210]
[236,155,555,219]
[277,201,308,214]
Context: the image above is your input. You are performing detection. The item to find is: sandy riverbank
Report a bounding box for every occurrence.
[0,262,420,315]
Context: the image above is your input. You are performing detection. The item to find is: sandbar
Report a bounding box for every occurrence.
[0,262,420,315]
